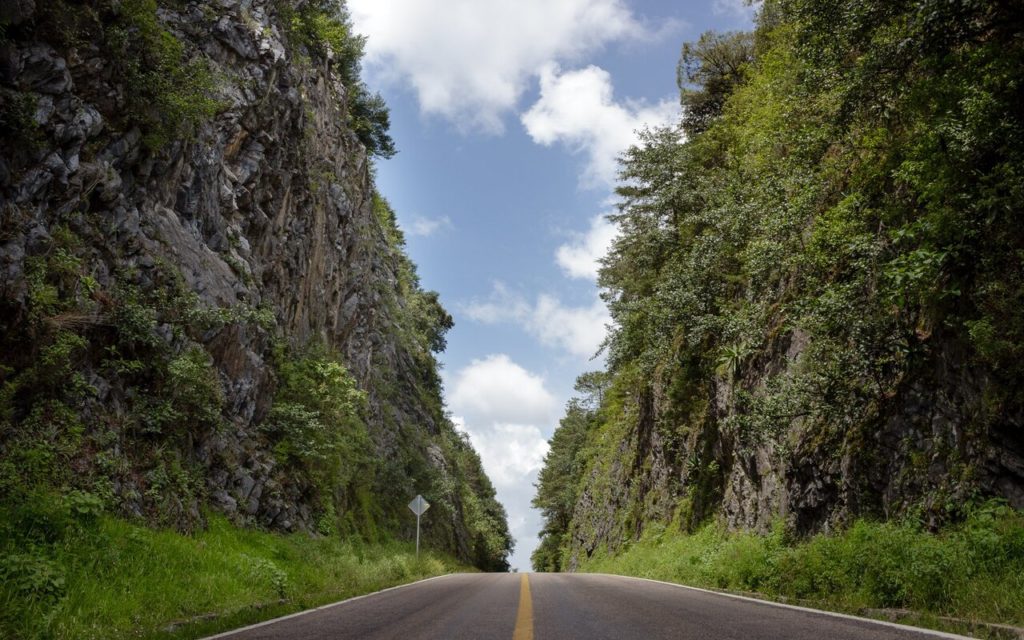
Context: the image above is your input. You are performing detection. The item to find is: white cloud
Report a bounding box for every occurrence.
[556,214,618,280]
[406,215,452,237]
[447,356,558,570]
[449,354,557,426]
[461,283,530,324]
[348,0,648,132]
[454,420,547,567]
[463,283,610,359]
[530,294,610,359]
[713,0,760,20]
[521,64,679,187]
[455,420,550,487]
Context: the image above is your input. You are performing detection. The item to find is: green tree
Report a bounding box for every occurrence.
[283,0,396,158]
[265,346,370,498]
[677,31,755,137]
[531,374,606,571]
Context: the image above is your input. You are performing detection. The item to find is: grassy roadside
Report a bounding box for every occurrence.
[577,502,1024,637]
[0,495,471,640]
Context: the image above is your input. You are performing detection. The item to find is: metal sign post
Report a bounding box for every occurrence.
[407,494,430,558]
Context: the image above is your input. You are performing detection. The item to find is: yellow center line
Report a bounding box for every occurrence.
[512,573,534,640]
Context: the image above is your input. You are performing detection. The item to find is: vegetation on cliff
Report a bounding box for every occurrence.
[0,503,470,640]
[582,505,1024,633]
[1,0,510,637]
[534,0,1024,621]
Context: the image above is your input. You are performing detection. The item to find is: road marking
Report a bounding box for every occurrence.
[593,574,974,639]
[512,573,534,640]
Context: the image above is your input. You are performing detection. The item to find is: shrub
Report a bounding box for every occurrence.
[279,0,396,158]
[62,490,105,525]
[166,346,224,431]
[264,346,370,493]
[582,503,1024,625]
[105,0,220,149]
[0,89,43,151]
[0,554,66,603]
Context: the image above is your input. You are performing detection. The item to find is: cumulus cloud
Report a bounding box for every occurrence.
[713,0,760,20]
[463,283,609,359]
[447,356,557,569]
[405,215,452,237]
[556,214,618,280]
[521,64,679,187]
[529,295,610,359]
[449,354,558,426]
[454,419,550,487]
[348,0,648,132]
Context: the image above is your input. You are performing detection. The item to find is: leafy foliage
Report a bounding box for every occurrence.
[0,89,43,151]
[264,345,369,496]
[677,31,755,137]
[582,502,1024,628]
[0,229,263,528]
[0,553,67,603]
[531,373,607,571]
[16,0,221,150]
[281,0,396,158]
[372,192,454,363]
[536,0,1024,577]
[0,506,470,640]
[106,0,221,149]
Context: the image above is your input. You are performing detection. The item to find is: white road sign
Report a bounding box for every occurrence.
[408,494,430,516]
[409,494,430,557]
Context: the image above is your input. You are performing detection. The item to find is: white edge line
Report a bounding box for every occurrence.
[590,573,976,640]
[199,572,462,639]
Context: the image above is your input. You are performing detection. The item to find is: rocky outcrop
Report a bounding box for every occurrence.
[0,0,508,566]
[564,323,1024,569]
[539,0,1023,574]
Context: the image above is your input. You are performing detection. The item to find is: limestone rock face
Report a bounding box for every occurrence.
[564,324,1024,569]
[0,0,497,562]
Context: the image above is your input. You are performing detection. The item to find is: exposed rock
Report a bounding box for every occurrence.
[19,45,72,94]
[0,0,503,565]
[565,322,1024,567]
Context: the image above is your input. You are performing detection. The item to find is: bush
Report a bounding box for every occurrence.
[106,0,221,149]
[0,510,469,640]
[166,346,225,431]
[264,346,370,494]
[0,89,43,151]
[582,503,1024,626]
[279,0,396,158]
[1,491,75,545]
[0,554,66,603]
[62,490,105,524]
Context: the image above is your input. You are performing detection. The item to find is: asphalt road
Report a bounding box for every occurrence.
[207,573,971,640]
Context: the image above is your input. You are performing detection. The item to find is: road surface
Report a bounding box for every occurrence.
[206,572,971,640]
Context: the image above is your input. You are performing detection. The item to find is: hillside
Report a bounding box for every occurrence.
[533,0,1024,613]
[0,0,510,634]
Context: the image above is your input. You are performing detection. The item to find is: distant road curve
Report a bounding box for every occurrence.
[205,572,973,640]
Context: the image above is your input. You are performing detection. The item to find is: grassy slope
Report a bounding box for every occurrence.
[578,504,1024,636]
[0,505,472,640]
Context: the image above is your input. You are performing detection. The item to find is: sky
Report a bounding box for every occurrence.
[347,0,756,571]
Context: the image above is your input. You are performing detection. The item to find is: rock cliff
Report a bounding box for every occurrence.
[559,328,1024,570]
[532,0,1024,572]
[0,0,511,569]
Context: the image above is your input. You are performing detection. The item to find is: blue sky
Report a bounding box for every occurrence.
[348,0,756,571]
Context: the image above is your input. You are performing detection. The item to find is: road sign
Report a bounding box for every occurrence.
[408,495,430,516]
[409,494,430,557]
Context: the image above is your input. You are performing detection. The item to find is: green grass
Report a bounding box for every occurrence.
[579,503,1024,633]
[0,497,471,640]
